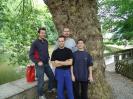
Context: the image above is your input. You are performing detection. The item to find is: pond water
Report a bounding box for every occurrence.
[104,55,115,72]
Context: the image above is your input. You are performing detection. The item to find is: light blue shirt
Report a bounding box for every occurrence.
[54,38,77,52]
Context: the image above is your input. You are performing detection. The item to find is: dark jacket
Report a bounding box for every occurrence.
[29,38,49,64]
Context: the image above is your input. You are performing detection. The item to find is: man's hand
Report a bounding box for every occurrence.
[38,61,43,66]
[88,75,94,82]
[71,75,75,82]
[55,59,72,66]
[88,66,93,83]
[52,59,72,67]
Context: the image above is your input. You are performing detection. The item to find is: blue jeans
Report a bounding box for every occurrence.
[55,68,74,99]
[35,63,55,96]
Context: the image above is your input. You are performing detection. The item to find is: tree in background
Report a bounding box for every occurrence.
[45,0,112,99]
[0,0,58,65]
[99,0,133,42]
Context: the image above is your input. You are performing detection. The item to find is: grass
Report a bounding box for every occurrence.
[0,45,55,85]
[0,53,24,85]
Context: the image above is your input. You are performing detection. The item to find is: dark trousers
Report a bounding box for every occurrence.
[73,81,88,99]
[35,63,55,96]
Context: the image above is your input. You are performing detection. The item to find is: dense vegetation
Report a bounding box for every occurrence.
[0,0,58,65]
[99,0,133,44]
[0,0,58,84]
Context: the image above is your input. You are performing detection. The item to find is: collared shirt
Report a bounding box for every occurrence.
[54,37,77,52]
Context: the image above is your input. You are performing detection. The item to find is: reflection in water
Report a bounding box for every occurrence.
[104,51,115,72]
[104,55,114,65]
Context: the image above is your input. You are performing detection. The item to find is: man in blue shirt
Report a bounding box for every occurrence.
[72,39,93,99]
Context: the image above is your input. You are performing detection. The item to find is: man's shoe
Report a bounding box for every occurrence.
[48,88,56,93]
[39,95,46,99]
[51,88,56,92]
[56,95,58,99]
[48,90,52,93]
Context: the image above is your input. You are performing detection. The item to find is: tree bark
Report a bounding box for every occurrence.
[45,0,112,99]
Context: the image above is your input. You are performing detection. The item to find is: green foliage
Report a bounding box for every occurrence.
[103,41,114,45]
[0,64,24,85]
[0,0,58,66]
[128,40,133,45]
[115,41,123,45]
[0,54,24,84]
[100,0,133,40]
[0,66,23,85]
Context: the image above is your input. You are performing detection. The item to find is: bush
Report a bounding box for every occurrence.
[0,64,24,85]
[0,54,24,85]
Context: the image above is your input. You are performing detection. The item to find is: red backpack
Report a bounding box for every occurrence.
[26,64,35,82]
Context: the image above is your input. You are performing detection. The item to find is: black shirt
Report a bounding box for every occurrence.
[51,47,73,70]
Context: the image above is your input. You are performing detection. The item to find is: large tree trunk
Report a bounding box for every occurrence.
[45,0,112,99]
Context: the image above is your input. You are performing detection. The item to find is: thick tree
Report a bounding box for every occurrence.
[44,0,112,99]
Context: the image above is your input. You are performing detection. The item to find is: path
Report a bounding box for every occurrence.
[106,61,133,99]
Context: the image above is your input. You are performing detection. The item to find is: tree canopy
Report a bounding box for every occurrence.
[99,0,133,40]
[0,0,57,65]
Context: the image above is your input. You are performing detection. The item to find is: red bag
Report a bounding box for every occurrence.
[26,64,35,82]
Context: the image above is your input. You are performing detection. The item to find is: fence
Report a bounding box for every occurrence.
[114,48,133,79]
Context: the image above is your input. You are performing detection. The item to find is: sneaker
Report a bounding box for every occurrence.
[51,88,56,92]
[39,95,46,99]
[48,90,52,93]
[48,88,56,93]
[55,95,58,99]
